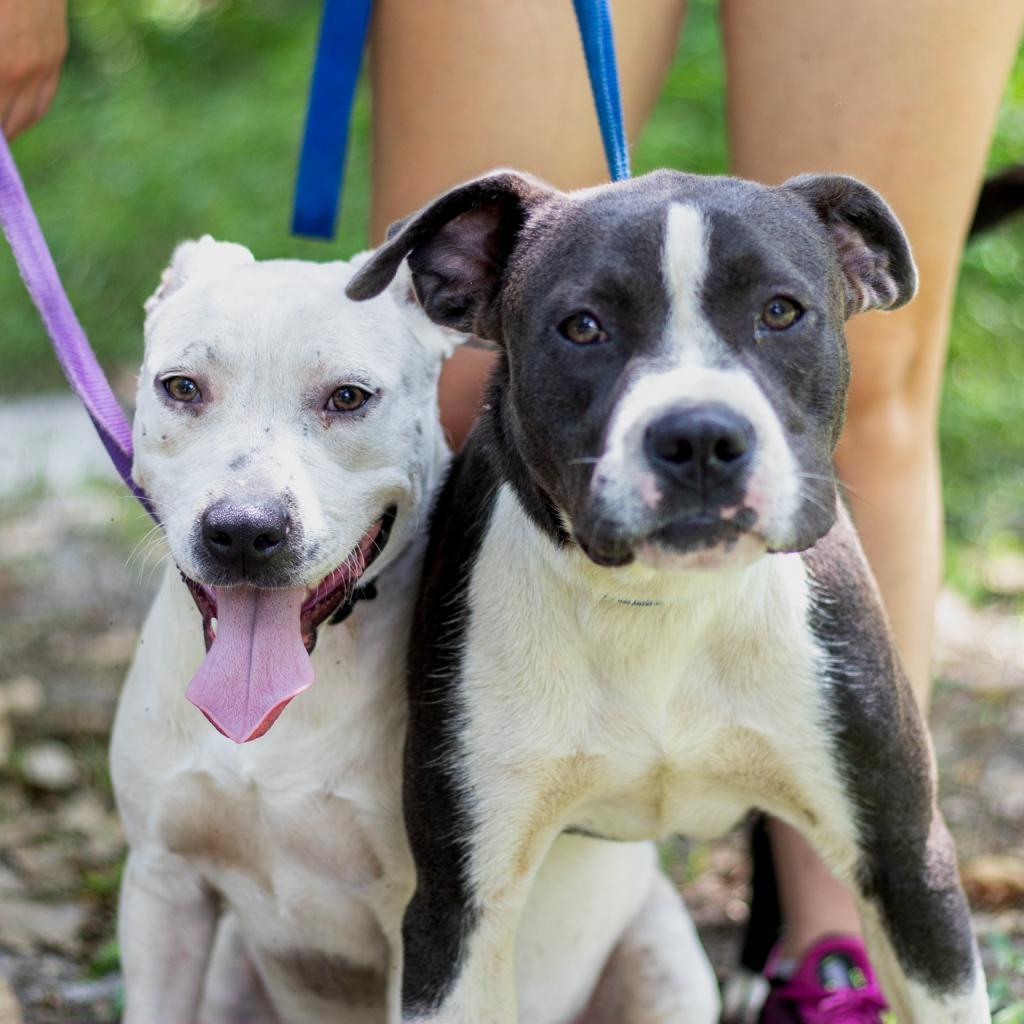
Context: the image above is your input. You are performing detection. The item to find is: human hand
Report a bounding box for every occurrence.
[0,0,67,140]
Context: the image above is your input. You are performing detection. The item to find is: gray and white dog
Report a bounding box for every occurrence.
[111,239,715,1024]
[349,169,989,1024]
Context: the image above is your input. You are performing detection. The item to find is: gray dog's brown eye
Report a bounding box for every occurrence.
[328,385,371,413]
[163,376,201,403]
[559,311,608,345]
[762,297,803,330]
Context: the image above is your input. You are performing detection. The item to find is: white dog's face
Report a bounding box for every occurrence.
[132,238,454,741]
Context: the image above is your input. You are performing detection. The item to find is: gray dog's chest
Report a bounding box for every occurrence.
[562,713,828,842]
[458,487,840,844]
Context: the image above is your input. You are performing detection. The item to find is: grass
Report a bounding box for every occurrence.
[987,930,1024,1021]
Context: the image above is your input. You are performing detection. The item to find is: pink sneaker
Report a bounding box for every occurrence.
[760,935,889,1024]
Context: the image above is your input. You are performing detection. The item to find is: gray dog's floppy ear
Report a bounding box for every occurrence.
[784,174,917,318]
[346,170,555,343]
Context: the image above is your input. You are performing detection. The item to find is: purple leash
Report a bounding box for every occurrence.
[0,131,156,520]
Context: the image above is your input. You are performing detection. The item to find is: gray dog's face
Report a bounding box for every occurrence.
[350,170,916,571]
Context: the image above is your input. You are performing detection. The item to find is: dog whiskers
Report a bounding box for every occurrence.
[794,471,861,501]
[125,522,166,573]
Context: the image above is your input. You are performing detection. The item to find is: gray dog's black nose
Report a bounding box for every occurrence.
[644,404,754,493]
[201,500,290,570]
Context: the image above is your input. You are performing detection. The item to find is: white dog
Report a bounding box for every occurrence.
[110,238,718,1024]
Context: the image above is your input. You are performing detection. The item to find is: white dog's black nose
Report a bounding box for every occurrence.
[201,500,290,570]
[644,404,754,493]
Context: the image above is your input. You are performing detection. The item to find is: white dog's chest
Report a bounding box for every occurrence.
[153,764,402,991]
[113,570,412,995]
[158,771,387,898]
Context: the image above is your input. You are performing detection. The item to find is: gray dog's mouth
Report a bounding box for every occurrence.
[182,506,396,655]
[575,507,760,569]
[649,508,758,553]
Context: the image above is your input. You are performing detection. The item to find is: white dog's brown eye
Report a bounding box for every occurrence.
[559,311,607,345]
[163,376,201,403]
[328,385,371,413]
[762,297,803,330]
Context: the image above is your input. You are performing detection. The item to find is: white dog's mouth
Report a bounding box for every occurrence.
[180,507,395,744]
[183,506,395,654]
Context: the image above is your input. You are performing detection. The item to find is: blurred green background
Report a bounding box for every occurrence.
[2,0,1023,595]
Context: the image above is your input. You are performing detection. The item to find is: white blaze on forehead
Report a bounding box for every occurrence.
[590,202,803,545]
[662,202,721,366]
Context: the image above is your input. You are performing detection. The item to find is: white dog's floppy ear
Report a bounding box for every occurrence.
[145,235,255,315]
[783,174,917,318]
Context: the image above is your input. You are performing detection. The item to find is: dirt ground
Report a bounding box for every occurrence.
[0,397,1021,1022]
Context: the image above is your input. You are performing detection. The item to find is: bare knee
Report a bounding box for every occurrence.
[839,304,949,472]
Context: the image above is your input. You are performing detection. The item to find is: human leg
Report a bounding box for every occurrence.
[722,0,1024,968]
[369,0,685,442]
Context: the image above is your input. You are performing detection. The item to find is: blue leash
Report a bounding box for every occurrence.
[291,0,373,238]
[292,0,630,240]
[571,0,631,183]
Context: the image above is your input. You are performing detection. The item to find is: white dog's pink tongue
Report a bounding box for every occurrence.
[186,586,313,743]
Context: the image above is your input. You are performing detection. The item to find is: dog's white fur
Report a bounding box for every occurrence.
[112,240,717,1024]
[593,204,801,565]
[429,487,986,1024]
[398,203,988,1024]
